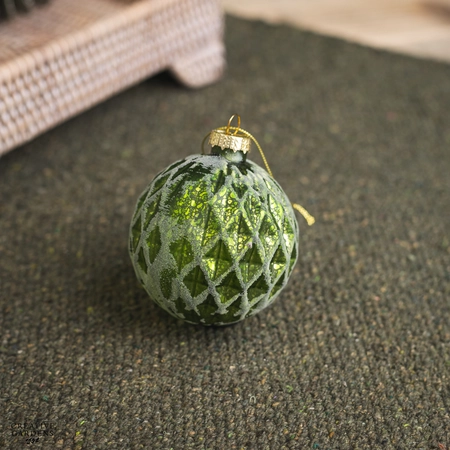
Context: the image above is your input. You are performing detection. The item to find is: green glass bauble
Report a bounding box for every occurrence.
[129,122,300,325]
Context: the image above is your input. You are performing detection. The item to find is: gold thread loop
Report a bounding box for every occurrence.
[226,114,241,136]
[292,203,315,226]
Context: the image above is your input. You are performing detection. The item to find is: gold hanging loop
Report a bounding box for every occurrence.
[226,114,241,135]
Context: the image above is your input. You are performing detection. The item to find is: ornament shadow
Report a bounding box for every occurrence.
[71,218,275,348]
[81,248,266,348]
[87,253,179,332]
[80,246,246,338]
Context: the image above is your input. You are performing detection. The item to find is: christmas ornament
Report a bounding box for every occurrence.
[129,115,314,325]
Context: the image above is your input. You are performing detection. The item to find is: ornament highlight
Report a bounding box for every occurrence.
[129,115,314,325]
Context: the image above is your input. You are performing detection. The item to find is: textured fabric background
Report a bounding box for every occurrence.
[1,17,449,450]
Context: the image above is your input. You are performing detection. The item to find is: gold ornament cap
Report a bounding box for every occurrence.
[208,115,252,153]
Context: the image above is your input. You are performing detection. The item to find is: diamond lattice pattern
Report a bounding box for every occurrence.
[129,154,299,325]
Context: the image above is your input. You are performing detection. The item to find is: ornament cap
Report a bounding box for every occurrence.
[208,115,251,153]
[209,129,252,153]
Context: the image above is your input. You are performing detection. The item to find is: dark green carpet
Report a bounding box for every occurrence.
[1,16,450,450]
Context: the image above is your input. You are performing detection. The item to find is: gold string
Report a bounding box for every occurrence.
[292,203,316,226]
[201,122,315,226]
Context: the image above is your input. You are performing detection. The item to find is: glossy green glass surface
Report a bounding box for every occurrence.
[129,150,299,325]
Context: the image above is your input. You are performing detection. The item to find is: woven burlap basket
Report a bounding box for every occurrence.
[0,0,225,155]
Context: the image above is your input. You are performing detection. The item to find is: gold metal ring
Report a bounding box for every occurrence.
[226,114,241,135]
